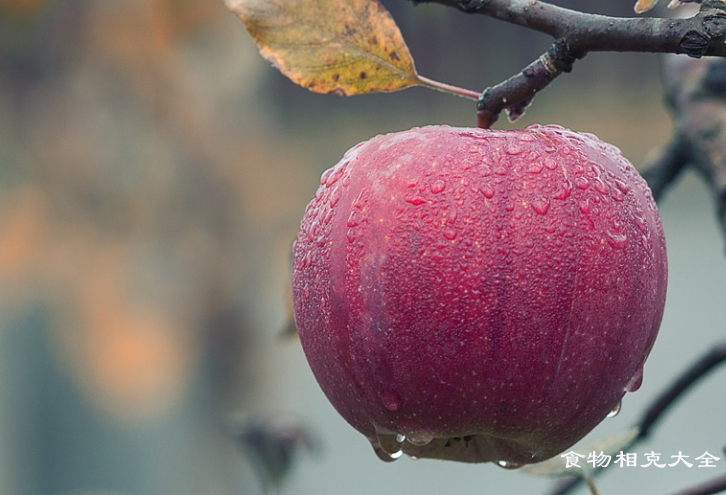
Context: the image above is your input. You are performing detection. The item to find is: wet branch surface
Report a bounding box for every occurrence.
[411,0,726,127]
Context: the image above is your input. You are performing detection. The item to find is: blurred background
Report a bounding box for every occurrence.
[0,0,724,494]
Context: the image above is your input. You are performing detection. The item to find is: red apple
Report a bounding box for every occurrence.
[291,125,667,466]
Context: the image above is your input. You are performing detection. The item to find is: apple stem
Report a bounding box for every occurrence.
[416,75,481,101]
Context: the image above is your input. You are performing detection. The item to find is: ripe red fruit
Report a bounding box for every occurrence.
[292,125,667,466]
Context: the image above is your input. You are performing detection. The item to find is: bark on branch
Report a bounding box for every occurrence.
[411,0,726,126]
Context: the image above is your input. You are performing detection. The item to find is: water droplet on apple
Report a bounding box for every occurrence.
[381,389,402,411]
[447,206,458,223]
[641,234,649,249]
[322,207,334,225]
[593,178,609,195]
[306,220,317,242]
[607,400,622,418]
[497,460,522,469]
[406,196,426,206]
[297,251,314,270]
[457,129,483,139]
[324,167,343,187]
[443,229,457,240]
[320,168,333,186]
[625,366,644,392]
[606,231,627,250]
[543,157,557,170]
[532,199,550,215]
[347,215,359,228]
[634,210,648,233]
[527,162,544,174]
[373,429,406,461]
[552,181,573,200]
[371,442,403,462]
[505,143,524,155]
[615,179,631,195]
[481,185,495,199]
[430,179,446,194]
[407,432,434,446]
[579,200,591,214]
[576,177,590,190]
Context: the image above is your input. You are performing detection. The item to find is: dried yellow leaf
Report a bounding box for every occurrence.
[225,0,421,96]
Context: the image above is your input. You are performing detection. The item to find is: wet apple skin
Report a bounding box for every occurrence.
[292,125,667,464]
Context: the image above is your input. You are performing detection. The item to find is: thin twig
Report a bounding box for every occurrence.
[638,341,726,440]
[546,475,582,495]
[555,471,726,495]
[667,473,726,495]
[640,135,689,202]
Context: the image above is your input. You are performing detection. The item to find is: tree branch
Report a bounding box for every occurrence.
[560,471,726,495]
[476,38,577,128]
[639,135,689,203]
[646,46,726,247]
[637,341,726,440]
[667,473,726,495]
[417,0,726,55]
[411,0,726,126]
